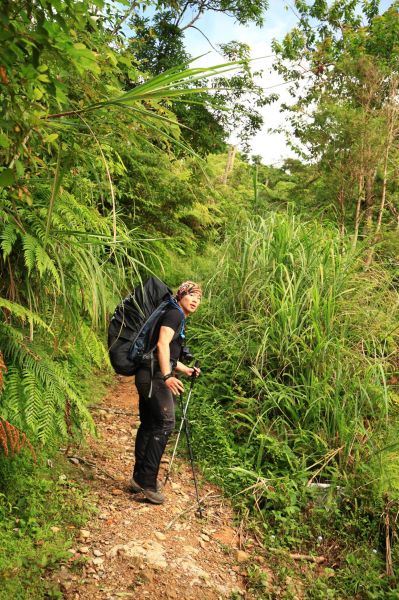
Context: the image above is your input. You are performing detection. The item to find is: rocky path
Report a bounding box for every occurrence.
[56,375,257,600]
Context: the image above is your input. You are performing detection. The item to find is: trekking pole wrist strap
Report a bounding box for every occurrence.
[162,372,173,382]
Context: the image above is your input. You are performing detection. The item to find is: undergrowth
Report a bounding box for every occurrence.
[0,369,110,599]
[0,450,93,600]
[183,211,399,599]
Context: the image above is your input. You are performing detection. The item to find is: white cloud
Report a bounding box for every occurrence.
[183,6,300,164]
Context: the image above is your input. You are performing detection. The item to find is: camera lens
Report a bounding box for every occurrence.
[181,346,194,361]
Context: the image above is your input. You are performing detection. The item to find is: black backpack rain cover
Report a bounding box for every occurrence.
[108,277,173,376]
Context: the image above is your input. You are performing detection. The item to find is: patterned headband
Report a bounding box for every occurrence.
[175,281,202,301]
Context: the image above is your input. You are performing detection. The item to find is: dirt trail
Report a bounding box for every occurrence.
[57,375,256,600]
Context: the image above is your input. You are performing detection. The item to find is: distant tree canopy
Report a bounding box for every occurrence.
[148,0,269,30]
[129,2,272,154]
[272,0,399,251]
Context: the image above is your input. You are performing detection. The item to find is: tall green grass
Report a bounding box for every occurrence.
[190,211,399,495]
[184,211,399,596]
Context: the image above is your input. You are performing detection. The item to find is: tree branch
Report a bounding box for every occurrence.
[180,1,207,31]
[174,0,190,27]
[111,4,138,36]
[189,25,222,55]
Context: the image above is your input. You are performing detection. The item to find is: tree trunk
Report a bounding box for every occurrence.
[353,173,364,248]
[338,186,345,237]
[365,87,397,267]
[221,145,237,185]
[364,168,376,233]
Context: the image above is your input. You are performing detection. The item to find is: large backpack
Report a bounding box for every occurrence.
[107,277,184,376]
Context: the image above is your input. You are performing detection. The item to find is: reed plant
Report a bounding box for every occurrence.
[190,210,399,497]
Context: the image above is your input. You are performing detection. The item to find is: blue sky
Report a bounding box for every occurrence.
[181,0,394,164]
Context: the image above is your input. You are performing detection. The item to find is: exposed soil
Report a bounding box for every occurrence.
[55,375,263,600]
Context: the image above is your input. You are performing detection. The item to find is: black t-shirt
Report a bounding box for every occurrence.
[157,307,185,365]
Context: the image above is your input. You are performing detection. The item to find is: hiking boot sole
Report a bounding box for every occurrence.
[142,488,165,505]
[130,477,163,494]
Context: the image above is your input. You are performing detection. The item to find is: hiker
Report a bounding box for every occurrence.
[130,281,202,504]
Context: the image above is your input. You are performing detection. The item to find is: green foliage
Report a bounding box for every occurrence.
[130,11,271,154]
[0,171,141,442]
[184,208,399,596]
[272,2,399,244]
[0,0,246,447]
[0,449,93,599]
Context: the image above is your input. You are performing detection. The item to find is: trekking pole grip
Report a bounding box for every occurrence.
[193,360,200,377]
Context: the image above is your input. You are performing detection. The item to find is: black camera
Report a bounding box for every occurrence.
[180,345,194,362]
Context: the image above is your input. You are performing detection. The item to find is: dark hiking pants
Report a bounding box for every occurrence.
[133,367,175,491]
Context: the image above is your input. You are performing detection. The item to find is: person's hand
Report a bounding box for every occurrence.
[186,366,201,378]
[164,376,185,395]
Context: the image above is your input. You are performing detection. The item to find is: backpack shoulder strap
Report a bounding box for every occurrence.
[166,297,186,340]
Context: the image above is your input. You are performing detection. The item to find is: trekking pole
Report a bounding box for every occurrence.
[180,386,204,518]
[164,362,200,489]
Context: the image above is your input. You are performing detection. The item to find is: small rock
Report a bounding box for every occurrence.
[50,526,60,533]
[60,581,73,592]
[68,548,77,555]
[92,557,104,566]
[93,549,104,557]
[183,546,199,556]
[69,457,80,465]
[213,527,236,546]
[235,550,250,563]
[99,513,108,520]
[111,488,123,496]
[154,532,166,541]
[201,534,210,542]
[232,566,241,573]
[79,546,90,554]
[80,529,91,539]
[255,555,266,564]
[141,568,155,584]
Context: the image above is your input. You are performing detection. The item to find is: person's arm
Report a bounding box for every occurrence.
[175,361,201,378]
[157,326,184,395]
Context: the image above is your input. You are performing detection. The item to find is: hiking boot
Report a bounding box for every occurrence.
[130,477,142,493]
[141,487,165,505]
[130,477,163,494]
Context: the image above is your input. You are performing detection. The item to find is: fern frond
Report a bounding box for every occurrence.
[0,351,6,391]
[0,298,52,332]
[0,322,95,442]
[22,233,37,273]
[77,322,109,368]
[34,242,61,287]
[0,418,36,458]
[20,233,61,288]
[1,223,18,259]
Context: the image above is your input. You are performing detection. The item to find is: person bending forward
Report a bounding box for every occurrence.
[131,281,202,504]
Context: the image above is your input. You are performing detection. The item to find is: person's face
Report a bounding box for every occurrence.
[178,291,201,316]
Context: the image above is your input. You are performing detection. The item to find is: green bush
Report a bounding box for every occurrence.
[186,211,399,596]
[0,450,93,600]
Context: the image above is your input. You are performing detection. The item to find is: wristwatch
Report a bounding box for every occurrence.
[162,372,173,382]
